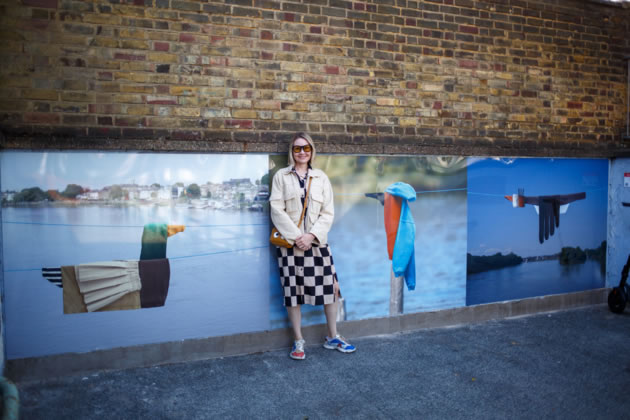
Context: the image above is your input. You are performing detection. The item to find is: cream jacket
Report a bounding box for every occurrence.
[270,166,334,246]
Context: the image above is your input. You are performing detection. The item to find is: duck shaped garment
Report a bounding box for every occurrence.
[42,223,184,313]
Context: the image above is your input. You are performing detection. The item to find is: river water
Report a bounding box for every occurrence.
[467,259,605,305]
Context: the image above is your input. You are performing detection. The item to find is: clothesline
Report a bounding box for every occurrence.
[4,245,269,273]
[468,186,606,198]
[1,221,267,228]
[336,187,467,196]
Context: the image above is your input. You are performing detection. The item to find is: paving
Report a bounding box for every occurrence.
[15,305,630,419]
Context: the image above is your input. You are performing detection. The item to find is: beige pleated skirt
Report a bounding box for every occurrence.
[75,261,142,312]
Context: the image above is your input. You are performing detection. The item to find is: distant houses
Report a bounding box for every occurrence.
[3,178,268,209]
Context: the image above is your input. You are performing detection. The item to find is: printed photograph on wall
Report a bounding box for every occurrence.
[269,155,468,329]
[466,158,608,306]
[1,151,270,359]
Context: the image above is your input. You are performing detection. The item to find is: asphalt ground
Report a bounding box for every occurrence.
[15,305,630,419]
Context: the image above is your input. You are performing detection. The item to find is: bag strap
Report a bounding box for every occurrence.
[296,176,312,229]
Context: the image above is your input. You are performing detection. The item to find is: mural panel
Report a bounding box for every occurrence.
[466,158,608,305]
[269,155,468,328]
[1,152,270,358]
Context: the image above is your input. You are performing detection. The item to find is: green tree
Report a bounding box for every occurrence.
[61,184,84,199]
[110,185,123,200]
[260,173,270,186]
[186,183,201,198]
[13,187,49,202]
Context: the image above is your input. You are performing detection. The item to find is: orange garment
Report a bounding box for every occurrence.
[384,193,402,260]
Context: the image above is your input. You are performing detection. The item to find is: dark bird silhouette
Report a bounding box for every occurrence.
[365,192,385,205]
[504,189,586,244]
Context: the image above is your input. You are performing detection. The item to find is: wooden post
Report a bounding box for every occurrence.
[389,266,404,316]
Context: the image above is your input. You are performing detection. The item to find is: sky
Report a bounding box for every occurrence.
[467,157,609,258]
[1,152,269,191]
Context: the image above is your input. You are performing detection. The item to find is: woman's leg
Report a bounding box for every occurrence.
[323,301,338,338]
[286,305,303,340]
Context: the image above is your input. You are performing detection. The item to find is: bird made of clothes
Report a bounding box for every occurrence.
[504,189,586,244]
[384,182,417,291]
[42,223,185,313]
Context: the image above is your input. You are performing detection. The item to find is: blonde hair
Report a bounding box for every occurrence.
[287,132,316,167]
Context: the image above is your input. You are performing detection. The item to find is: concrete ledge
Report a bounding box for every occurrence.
[7,288,609,383]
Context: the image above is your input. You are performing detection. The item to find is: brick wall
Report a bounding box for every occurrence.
[0,0,629,156]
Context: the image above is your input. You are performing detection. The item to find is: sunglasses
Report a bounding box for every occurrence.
[292,145,312,153]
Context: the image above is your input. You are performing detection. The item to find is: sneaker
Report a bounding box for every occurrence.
[290,339,306,360]
[323,335,356,353]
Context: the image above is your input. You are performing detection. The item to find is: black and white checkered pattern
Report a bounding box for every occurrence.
[276,245,338,307]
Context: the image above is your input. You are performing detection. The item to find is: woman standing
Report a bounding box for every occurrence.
[270,133,356,360]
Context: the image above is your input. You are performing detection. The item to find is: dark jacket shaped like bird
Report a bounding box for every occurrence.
[504,189,586,244]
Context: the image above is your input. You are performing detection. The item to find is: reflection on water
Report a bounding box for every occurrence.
[466,259,604,306]
[3,206,270,359]
[270,191,467,328]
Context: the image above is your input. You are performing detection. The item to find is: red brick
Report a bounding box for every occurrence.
[225,120,253,129]
[310,27,322,34]
[260,30,273,40]
[459,60,478,69]
[433,102,442,110]
[154,42,169,52]
[24,112,59,124]
[179,33,195,43]
[460,25,479,34]
[261,51,274,60]
[568,101,583,109]
[325,66,339,75]
[210,57,228,66]
[406,82,418,89]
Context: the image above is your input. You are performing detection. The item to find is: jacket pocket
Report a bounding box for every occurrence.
[307,189,324,223]
[285,193,301,218]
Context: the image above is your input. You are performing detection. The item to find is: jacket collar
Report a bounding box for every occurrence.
[282,166,322,177]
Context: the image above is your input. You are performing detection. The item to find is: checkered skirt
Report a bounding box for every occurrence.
[276,244,338,307]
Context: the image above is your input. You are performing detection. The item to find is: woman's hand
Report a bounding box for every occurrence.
[295,233,315,251]
[333,279,340,298]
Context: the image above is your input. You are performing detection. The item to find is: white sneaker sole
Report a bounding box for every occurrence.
[323,343,356,353]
